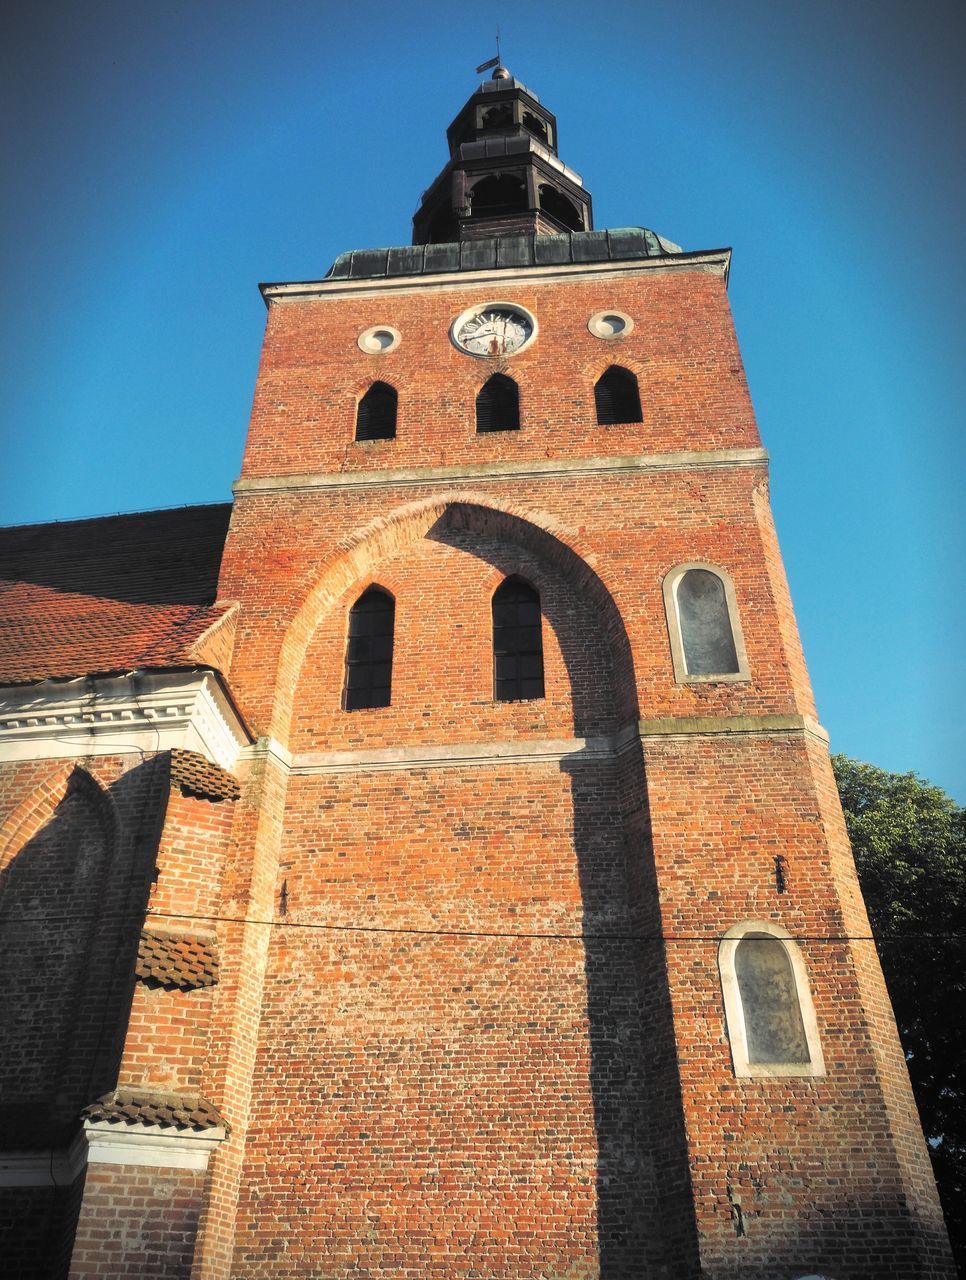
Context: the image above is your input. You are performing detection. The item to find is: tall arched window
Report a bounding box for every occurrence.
[492,577,544,702]
[343,587,395,710]
[356,382,397,441]
[662,563,749,682]
[476,374,520,433]
[718,921,825,1077]
[594,366,642,425]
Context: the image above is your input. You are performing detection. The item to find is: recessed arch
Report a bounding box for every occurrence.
[476,374,520,432]
[594,365,642,425]
[718,920,825,1078]
[468,173,527,218]
[356,381,397,441]
[269,496,640,746]
[539,184,582,231]
[492,576,544,702]
[342,584,395,710]
[662,562,750,682]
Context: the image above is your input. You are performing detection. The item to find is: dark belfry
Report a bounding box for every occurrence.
[413,67,593,244]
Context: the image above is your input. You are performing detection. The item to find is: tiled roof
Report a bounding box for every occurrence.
[136,929,219,990]
[170,748,241,802]
[82,1089,228,1133]
[0,504,233,685]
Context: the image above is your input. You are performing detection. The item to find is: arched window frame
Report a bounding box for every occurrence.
[476,373,521,433]
[662,562,750,683]
[593,364,642,426]
[355,381,398,442]
[491,575,545,703]
[718,921,825,1079]
[341,585,395,711]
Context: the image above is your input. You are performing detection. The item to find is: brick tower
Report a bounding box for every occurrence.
[0,65,955,1279]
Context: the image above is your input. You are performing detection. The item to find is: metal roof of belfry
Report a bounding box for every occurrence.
[323,227,683,282]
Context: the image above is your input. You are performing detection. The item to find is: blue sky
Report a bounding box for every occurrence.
[2,0,963,799]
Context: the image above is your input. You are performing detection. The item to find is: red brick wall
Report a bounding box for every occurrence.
[0,1180,84,1280]
[239,271,758,481]
[198,261,954,1276]
[0,756,165,1146]
[69,1163,204,1279]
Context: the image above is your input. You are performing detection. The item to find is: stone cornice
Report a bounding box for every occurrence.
[233,446,768,498]
[0,671,251,770]
[289,725,641,775]
[260,249,732,305]
[83,1120,227,1170]
[638,713,828,744]
[264,716,827,775]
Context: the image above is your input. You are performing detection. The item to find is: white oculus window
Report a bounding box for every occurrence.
[718,921,825,1078]
[662,562,749,682]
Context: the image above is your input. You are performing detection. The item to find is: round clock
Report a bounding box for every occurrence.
[451,302,537,358]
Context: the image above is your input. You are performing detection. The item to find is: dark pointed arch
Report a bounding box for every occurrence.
[468,174,526,217]
[539,184,582,231]
[476,374,520,433]
[356,382,397,441]
[343,586,395,710]
[492,576,544,702]
[594,365,642,426]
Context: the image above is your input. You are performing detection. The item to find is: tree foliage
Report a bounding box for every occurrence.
[833,754,966,1275]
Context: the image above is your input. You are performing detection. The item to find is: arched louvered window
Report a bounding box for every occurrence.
[594,365,642,425]
[342,587,395,710]
[476,374,520,433]
[492,577,544,702]
[356,382,397,441]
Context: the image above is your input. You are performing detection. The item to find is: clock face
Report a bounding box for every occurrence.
[452,304,536,357]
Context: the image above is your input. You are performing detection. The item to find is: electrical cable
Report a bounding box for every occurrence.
[3,905,963,945]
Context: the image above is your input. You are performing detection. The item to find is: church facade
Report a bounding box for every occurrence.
[0,68,955,1279]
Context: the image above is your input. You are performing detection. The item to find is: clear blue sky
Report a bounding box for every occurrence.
[2,0,963,799]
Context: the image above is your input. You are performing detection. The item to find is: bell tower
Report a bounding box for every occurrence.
[9,62,952,1280]
[412,65,593,243]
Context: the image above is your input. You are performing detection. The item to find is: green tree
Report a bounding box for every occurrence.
[832,755,966,1276]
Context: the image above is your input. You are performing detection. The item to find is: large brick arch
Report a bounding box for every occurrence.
[269,494,639,745]
[0,765,122,1144]
[0,763,119,878]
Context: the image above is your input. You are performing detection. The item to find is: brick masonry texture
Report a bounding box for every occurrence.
[0,255,955,1278]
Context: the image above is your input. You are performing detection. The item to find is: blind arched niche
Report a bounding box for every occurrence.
[718,921,825,1078]
[662,563,750,683]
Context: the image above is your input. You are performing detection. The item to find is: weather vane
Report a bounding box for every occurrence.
[475,25,502,75]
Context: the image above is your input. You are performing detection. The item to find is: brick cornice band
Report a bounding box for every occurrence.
[233,446,768,497]
[240,714,827,775]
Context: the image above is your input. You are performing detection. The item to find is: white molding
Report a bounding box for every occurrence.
[82,1120,226,1170]
[260,250,731,304]
[0,672,250,770]
[718,920,826,1079]
[662,561,751,683]
[0,1130,88,1186]
[638,713,829,743]
[290,724,641,775]
[233,446,768,498]
[239,735,294,770]
[250,717,828,776]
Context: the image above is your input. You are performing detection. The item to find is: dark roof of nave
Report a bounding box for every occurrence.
[0,503,233,685]
[323,227,683,282]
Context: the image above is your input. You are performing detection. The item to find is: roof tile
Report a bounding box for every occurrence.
[0,505,232,685]
[82,1089,228,1133]
[169,749,241,802]
[136,929,219,990]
